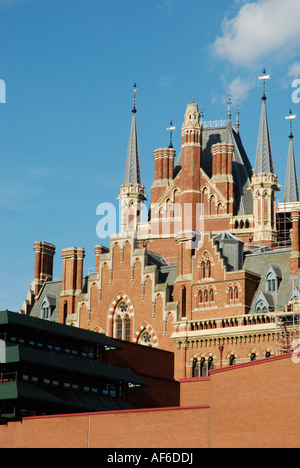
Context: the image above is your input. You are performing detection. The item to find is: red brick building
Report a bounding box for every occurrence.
[21,80,300,381]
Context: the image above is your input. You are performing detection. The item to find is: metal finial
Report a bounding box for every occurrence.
[166,120,176,148]
[236,100,240,134]
[258,68,270,101]
[285,109,296,138]
[191,92,195,103]
[227,90,232,121]
[200,103,204,124]
[132,82,138,113]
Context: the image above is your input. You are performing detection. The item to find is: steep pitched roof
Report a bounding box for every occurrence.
[254,99,275,175]
[123,109,142,186]
[174,122,253,215]
[284,135,300,203]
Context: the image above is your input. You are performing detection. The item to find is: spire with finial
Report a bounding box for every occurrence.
[259,68,270,101]
[123,83,142,186]
[227,89,232,122]
[132,82,138,113]
[200,103,204,125]
[166,120,175,148]
[236,100,240,134]
[254,69,274,174]
[284,110,300,203]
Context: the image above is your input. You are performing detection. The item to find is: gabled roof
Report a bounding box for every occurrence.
[264,264,282,280]
[174,122,253,215]
[253,290,275,311]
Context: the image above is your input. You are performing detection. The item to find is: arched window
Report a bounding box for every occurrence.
[113,301,131,341]
[116,316,122,340]
[182,286,186,318]
[255,300,268,313]
[208,356,214,372]
[227,283,240,304]
[199,252,213,280]
[266,273,277,292]
[192,358,198,377]
[63,301,68,324]
[198,290,203,306]
[229,355,235,366]
[200,357,207,376]
[138,329,153,347]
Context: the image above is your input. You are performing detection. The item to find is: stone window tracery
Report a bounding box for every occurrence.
[196,285,216,307]
[113,301,131,341]
[226,282,241,304]
[138,329,153,347]
[198,251,213,280]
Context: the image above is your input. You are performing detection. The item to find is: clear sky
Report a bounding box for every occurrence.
[1,0,300,311]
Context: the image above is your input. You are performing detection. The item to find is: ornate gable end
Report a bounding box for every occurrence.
[78,235,176,352]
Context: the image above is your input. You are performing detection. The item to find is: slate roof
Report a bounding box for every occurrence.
[284,136,300,203]
[254,99,275,175]
[243,248,296,312]
[123,109,142,186]
[174,122,253,215]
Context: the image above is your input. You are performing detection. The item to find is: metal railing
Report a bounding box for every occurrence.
[0,372,16,383]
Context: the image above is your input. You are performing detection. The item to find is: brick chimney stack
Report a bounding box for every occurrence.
[151,147,175,204]
[290,211,300,275]
[59,247,85,324]
[33,241,56,295]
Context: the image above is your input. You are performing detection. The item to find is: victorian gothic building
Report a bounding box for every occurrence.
[21,79,300,380]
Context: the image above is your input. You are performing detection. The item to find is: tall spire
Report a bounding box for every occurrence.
[254,69,275,174]
[284,111,300,203]
[123,83,142,186]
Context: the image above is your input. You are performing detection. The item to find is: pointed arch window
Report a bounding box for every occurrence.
[196,285,216,308]
[113,301,131,341]
[182,286,186,318]
[227,282,240,304]
[199,252,213,280]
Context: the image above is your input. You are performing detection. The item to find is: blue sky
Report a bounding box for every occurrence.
[1,0,300,311]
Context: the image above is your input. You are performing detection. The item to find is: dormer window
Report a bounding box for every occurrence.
[266,273,277,292]
[40,295,56,320]
[253,291,275,313]
[264,265,282,293]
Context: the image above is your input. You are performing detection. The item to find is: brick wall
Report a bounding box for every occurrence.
[0,406,210,448]
[180,352,300,448]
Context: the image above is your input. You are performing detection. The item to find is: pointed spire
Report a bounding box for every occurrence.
[284,111,300,203]
[254,71,275,174]
[123,83,142,186]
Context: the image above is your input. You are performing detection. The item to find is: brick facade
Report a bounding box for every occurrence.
[22,96,300,382]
